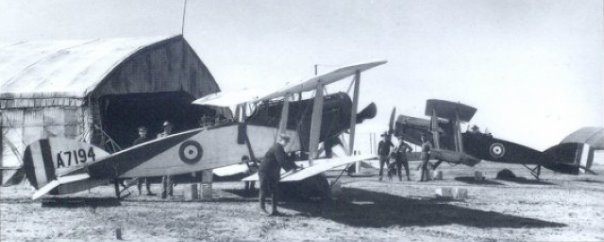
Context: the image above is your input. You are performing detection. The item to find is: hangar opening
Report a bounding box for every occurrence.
[99,91,220,149]
[1,35,228,168]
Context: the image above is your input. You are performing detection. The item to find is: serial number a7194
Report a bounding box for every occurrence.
[56,147,96,168]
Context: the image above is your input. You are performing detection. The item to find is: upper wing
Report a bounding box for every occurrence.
[425,99,477,122]
[193,60,387,107]
[259,60,387,101]
[242,154,376,182]
[192,88,271,107]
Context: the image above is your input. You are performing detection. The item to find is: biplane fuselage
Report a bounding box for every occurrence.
[23,93,375,194]
[19,60,386,199]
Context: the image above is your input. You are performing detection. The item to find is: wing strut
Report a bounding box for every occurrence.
[453,109,464,153]
[348,71,361,155]
[308,84,325,165]
[430,108,441,149]
[277,94,292,136]
[348,71,362,174]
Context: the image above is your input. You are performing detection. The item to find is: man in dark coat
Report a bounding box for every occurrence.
[393,136,412,181]
[258,134,299,215]
[377,132,394,181]
[133,126,154,195]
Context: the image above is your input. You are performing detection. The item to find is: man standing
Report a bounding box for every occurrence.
[258,134,299,216]
[377,132,394,181]
[419,134,432,182]
[158,121,174,199]
[133,126,154,195]
[394,136,413,181]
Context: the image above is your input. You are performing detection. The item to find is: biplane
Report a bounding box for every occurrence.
[20,60,385,200]
[391,99,595,179]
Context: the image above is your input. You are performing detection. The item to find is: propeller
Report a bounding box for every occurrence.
[356,102,377,124]
[388,107,396,138]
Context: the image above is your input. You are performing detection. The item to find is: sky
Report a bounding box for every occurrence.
[0,0,602,151]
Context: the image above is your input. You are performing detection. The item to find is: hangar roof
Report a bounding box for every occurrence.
[0,35,174,99]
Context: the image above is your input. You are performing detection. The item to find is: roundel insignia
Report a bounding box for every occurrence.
[179,140,203,164]
[489,143,505,158]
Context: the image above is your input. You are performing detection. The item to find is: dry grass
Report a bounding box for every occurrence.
[2,161,604,241]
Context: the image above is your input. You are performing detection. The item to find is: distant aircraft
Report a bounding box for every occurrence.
[391,99,595,179]
[19,60,385,200]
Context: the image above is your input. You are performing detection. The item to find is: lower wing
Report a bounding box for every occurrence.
[242,154,376,182]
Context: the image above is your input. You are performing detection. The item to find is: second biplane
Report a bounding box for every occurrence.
[392,99,595,179]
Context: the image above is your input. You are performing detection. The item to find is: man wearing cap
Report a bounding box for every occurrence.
[258,134,299,216]
[377,132,394,181]
[132,126,154,195]
[157,121,174,198]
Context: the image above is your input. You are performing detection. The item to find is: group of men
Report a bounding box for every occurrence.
[131,121,175,198]
[377,132,432,182]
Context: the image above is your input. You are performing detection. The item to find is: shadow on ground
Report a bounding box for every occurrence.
[496,177,555,185]
[40,197,121,208]
[282,187,566,229]
[224,188,259,198]
[454,176,504,185]
[575,178,604,184]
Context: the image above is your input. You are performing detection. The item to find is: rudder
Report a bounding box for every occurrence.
[542,142,591,175]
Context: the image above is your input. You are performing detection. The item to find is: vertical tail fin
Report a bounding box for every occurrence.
[542,142,592,175]
[23,138,109,189]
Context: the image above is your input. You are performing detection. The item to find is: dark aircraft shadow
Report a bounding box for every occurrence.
[574,178,604,184]
[40,197,121,208]
[281,188,566,229]
[223,188,259,198]
[496,177,555,185]
[454,176,504,185]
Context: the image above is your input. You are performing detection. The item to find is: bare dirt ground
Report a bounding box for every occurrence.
[2,161,604,242]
